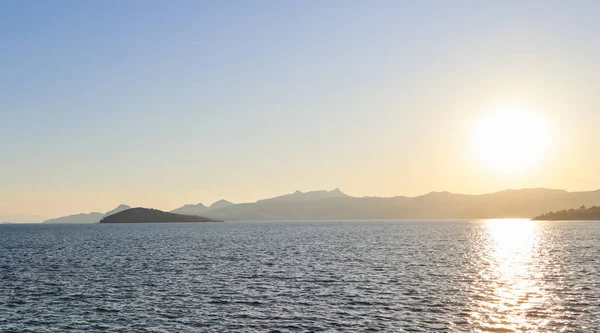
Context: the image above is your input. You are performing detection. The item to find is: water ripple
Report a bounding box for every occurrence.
[1,220,599,332]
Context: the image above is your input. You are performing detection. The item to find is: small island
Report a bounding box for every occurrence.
[532,205,600,221]
[99,207,222,223]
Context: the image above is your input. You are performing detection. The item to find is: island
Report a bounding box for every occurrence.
[532,205,600,221]
[99,208,223,223]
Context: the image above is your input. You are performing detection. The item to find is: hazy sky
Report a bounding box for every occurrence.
[1,0,599,221]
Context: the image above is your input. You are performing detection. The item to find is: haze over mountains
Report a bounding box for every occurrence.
[43,204,131,224]
[170,200,234,216]
[257,188,350,203]
[201,188,600,221]
[36,188,600,223]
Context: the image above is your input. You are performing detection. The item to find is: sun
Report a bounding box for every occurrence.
[473,107,551,174]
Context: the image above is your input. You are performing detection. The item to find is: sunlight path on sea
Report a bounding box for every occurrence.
[468,219,556,332]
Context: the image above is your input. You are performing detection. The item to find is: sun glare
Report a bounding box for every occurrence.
[469,219,546,330]
[473,108,551,174]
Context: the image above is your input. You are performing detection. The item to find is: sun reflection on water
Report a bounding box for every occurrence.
[469,219,550,332]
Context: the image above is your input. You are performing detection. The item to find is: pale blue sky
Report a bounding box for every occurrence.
[1,1,599,220]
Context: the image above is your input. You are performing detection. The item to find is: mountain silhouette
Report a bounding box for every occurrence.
[43,204,131,224]
[258,188,349,203]
[200,188,600,221]
[170,199,234,215]
[104,204,132,217]
[170,203,208,215]
[209,199,234,210]
[39,188,600,223]
[99,208,222,223]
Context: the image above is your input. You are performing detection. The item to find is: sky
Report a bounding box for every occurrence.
[1,0,599,221]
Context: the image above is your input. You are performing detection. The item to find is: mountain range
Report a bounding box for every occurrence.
[40,188,600,223]
[170,199,234,215]
[201,188,600,221]
[43,204,131,224]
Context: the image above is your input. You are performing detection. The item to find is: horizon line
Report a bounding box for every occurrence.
[6,185,600,223]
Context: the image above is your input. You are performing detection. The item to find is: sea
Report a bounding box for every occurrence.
[1,220,599,332]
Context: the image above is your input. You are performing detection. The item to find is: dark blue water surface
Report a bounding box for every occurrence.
[1,220,599,332]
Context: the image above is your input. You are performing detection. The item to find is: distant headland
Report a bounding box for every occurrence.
[99,208,222,223]
[532,205,600,221]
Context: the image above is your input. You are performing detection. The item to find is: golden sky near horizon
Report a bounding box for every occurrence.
[1,1,599,221]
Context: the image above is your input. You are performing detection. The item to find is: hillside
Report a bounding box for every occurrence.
[533,205,600,220]
[99,208,222,223]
